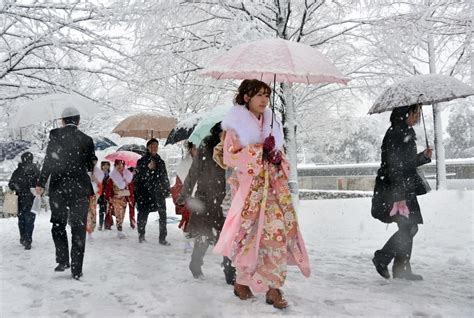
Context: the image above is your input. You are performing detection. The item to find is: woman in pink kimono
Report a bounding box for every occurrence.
[214,79,310,309]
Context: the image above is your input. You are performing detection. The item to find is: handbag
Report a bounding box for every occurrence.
[3,191,18,215]
[116,189,130,197]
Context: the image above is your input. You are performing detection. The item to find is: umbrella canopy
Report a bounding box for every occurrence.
[188,104,232,146]
[165,126,195,145]
[369,75,474,114]
[104,151,141,168]
[200,38,348,85]
[117,144,147,156]
[93,136,117,151]
[112,113,177,140]
[0,140,31,162]
[9,93,102,128]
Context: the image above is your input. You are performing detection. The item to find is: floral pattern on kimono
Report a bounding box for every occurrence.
[214,130,310,293]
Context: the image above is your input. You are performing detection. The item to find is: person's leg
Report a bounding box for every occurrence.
[18,211,26,246]
[128,202,136,229]
[392,222,421,280]
[222,256,236,285]
[189,237,209,278]
[86,195,96,234]
[69,196,89,278]
[51,222,69,266]
[158,207,169,244]
[113,198,126,232]
[98,198,106,230]
[23,211,36,249]
[137,210,149,242]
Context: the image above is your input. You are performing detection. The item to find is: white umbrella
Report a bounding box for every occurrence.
[9,93,102,128]
[368,75,474,114]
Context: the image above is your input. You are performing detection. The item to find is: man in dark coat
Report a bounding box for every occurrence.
[36,107,95,280]
[371,104,432,281]
[134,138,171,245]
[8,152,40,250]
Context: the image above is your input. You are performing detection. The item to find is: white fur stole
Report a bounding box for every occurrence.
[221,105,284,150]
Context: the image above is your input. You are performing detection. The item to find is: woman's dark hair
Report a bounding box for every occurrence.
[63,115,80,125]
[390,104,421,125]
[203,122,222,150]
[234,79,271,106]
[21,152,33,163]
[185,141,195,152]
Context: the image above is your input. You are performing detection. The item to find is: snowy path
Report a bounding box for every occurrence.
[1,191,472,317]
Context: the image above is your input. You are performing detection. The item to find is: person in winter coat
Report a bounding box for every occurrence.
[171,142,197,233]
[177,124,228,280]
[126,167,136,229]
[213,80,310,309]
[134,138,171,245]
[86,156,104,239]
[97,161,111,231]
[371,104,432,281]
[36,107,96,280]
[8,152,40,250]
[105,159,133,239]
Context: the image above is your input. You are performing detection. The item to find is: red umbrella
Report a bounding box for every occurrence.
[104,151,141,167]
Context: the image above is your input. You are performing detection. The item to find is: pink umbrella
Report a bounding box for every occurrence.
[105,151,142,168]
[200,38,349,85]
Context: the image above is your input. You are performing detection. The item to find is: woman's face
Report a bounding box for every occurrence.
[245,88,270,116]
[406,106,421,126]
[116,162,125,173]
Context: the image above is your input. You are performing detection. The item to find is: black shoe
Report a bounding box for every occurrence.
[139,234,146,243]
[372,257,390,279]
[159,240,171,246]
[20,238,26,246]
[72,273,83,280]
[54,263,71,272]
[393,271,423,281]
[24,243,31,250]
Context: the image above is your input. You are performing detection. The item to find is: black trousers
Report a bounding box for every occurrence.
[376,217,419,266]
[98,196,107,228]
[190,237,209,274]
[18,209,36,245]
[50,195,89,276]
[137,208,167,241]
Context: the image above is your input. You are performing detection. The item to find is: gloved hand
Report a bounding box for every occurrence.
[178,210,190,230]
[263,134,275,153]
[268,149,282,165]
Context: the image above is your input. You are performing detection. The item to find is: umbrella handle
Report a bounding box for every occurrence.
[271,74,276,129]
[421,108,429,148]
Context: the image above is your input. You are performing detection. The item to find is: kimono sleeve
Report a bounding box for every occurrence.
[223,130,263,173]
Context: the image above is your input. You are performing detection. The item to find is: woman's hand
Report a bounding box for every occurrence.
[396,200,407,208]
[423,147,433,159]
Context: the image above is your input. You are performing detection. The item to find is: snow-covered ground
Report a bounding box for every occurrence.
[1,191,472,317]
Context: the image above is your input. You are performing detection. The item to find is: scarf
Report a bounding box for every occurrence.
[221,105,285,150]
[109,168,133,190]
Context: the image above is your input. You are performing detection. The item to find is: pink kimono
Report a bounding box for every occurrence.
[214,128,310,293]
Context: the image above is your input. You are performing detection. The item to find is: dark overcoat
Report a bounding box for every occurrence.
[179,137,226,243]
[134,153,170,213]
[37,125,95,223]
[371,122,431,224]
[8,162,40,213]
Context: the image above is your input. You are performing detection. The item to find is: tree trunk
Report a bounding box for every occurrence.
[281,83,299,205]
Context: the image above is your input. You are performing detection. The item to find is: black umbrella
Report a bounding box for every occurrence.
[0,140,31,162]
[165,126,195,145]
[93,136,117,150]
[117,144,147,156]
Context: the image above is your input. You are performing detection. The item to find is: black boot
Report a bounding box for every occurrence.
[393,257,423,281]
[222,257,236,285]
[139,233,146,243]
[54,263,71,272]
[372,251,390,279]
